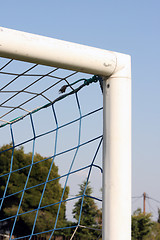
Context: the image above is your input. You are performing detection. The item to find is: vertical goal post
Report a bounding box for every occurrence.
[0,27,131,240]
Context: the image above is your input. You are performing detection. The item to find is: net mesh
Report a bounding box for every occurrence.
[0,57,103,239]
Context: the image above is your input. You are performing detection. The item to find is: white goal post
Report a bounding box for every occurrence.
[0,27,131,240]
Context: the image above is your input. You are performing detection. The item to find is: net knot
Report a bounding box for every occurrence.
[59,85,68,93]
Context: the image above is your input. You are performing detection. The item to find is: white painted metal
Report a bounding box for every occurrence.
[103,54,131,240]
[0,27,131,239]
[0,27,116,76]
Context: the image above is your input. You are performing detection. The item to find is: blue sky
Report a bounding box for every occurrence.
[0,0,160,218]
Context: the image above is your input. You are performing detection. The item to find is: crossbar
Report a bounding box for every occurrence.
[0,27,117,76]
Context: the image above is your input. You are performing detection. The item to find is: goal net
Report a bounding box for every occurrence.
[0,44,103,240]
[0,27,131,240]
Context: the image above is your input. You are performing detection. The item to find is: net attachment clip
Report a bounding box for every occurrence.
[59,75,103,94]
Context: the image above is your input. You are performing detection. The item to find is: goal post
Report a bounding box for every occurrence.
[0,27,131,240]
[103,57,131,240]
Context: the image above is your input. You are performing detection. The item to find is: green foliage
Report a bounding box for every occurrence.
[72,180,101,239]
[132,208,153,240]
[0,144,69,237]
[143,222,160,240]
[158,208,160,224]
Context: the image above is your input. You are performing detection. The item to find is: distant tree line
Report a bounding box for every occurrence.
[132,208,160,240]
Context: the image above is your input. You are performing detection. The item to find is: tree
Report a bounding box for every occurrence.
[158,208,160,224]
[0,144,69,237]
[72,180,101,239]
[132,208,153,240]
[143,222,160,240]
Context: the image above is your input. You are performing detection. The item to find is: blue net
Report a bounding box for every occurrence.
[0,58,103,239]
